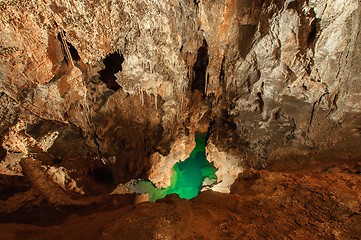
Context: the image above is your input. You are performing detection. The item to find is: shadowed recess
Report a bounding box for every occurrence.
[90,167,115,185]
[57,32,81,62]
[98,52,124,91]
[191,40,209,95]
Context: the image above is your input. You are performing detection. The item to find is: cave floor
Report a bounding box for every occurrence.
[0,159,360,240]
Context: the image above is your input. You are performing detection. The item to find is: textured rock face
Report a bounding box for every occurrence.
[0,0,360,189]
[210,0,361,169]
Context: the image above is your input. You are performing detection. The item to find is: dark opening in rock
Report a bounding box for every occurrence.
[286,1,297,9]
[219,56,225,86]
[57,32,81,64]
[192,40,209,95]
[52,157,62,165]
[67,42,80,61]
[0,145,6,161]
[89,167,115,185]
[307,19,319,47]
[0,175,30,200]
[98,52,124,91]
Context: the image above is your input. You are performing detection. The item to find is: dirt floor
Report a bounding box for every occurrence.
[0,159,360,240]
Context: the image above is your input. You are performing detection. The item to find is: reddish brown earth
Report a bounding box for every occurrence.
[0,160,360,240]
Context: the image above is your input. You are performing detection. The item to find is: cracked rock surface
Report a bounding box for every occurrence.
[0,0,359,173]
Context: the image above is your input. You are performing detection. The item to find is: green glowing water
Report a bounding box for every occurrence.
[165,133,217,200]
[133,134,218,202]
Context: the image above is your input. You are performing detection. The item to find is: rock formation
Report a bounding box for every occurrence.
[0,0,360,238]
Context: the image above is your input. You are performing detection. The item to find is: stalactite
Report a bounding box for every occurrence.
[141,88,144,107]
[204,70,208,95]
[188,66,193,81]
[154,93,158,110]
[180,91,183,115]
[138,87,141,102]
[172,78,176,97]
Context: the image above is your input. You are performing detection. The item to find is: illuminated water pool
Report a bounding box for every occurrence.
[131,133,218,201]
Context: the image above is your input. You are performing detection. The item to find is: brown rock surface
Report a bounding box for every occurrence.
[0,163,360,239]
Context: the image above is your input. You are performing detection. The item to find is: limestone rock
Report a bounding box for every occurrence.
[0,0,360,197]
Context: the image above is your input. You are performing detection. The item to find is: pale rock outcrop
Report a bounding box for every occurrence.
[149,136,195,188]
[206,141,243,193]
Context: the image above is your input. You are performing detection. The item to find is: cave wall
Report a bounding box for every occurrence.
[0,0,360,183]
[208,0,361,168]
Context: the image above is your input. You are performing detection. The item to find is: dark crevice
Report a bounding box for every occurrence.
[89,167,115,185]
[0,144,6,161]
[307,17,321,49]
[209,109,239,151]
[67,42,80,61]
[294,4,320,55]
[274,108,281,120]
[51,156,62,165]
[304,63,311,74]
[332,93,339,110]
[286,1,297,10]
[193,0,200,8]
[0,175,30,200]
[98,52,124,91]
[219,56,226,86]
[302,83,308,91]
[57,32,81,65]
[307,101,318,138]
[256,92,264,113]
[219,56,229,103]
[238,24,257,58]
[191,39,209,96]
